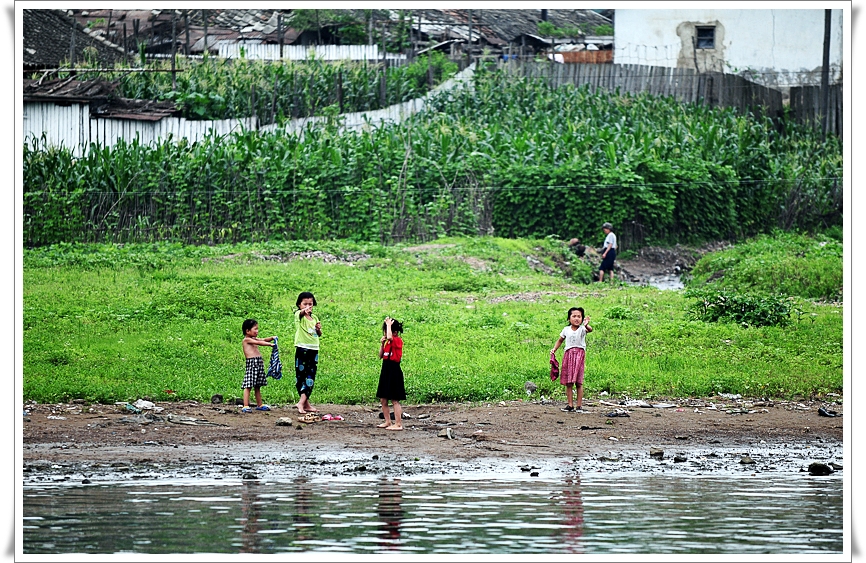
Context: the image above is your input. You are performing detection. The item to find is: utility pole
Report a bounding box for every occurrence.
[278,13,283,58]
[821,9,832,139]
[467,9,472,65]
[69,24,76,64]
[171,12,177,89]
[184,10,190,56]
[203,10,208,56]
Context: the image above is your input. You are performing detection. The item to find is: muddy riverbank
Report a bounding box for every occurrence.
[22,396,844,481]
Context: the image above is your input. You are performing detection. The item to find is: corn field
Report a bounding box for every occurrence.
[59,53,458,123]
[24,66,842,247]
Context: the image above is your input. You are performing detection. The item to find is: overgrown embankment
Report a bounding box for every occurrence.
[23,235,842,405]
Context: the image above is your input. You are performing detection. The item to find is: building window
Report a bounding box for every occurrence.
[696,26,715,49]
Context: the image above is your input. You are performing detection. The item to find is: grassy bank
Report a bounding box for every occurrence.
[23,236,842,405]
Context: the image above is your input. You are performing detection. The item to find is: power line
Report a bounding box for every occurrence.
[26,177,842,197]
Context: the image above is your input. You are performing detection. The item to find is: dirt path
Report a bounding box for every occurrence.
[22,396,844,480]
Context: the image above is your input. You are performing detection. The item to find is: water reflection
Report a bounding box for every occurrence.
[22,472,842,555]
[560,476,585,553]
[293,475,315,543]
[239,481,261,553]
[377,479,403,550]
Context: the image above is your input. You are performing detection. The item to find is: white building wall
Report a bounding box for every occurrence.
[614,9,843,86]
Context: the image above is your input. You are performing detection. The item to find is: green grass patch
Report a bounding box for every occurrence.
[23,237,842,405]
[687,231,843,301]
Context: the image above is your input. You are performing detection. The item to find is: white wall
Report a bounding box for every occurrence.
[614,9,843,86]
[219,43,407,61]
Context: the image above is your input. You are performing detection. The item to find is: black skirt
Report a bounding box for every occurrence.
[376,360,406,401]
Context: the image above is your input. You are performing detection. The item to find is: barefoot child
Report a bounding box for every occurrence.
[241,319,275,413]
[294,291,322,414]
[551,307,593,412]
[377,317,405,431]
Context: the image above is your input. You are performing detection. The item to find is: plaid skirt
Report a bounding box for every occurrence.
[242,356,267,389]
[560,347,586,386]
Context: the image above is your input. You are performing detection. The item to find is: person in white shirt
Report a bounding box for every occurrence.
[550,307,593,412]
[598,222,617,283]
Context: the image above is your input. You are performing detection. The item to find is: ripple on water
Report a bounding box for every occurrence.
[23,472,842,555]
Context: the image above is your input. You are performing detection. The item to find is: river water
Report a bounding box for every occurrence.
[23,470,842,555]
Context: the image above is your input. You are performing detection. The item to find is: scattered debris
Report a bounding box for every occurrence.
[524,381,538,396]
[133,399,155,411]
[673,455,688,463]
[438,428,454,440]
[652,403,677,409]
[606,409,630,418]
[649,447,664,458]
[166,415,228,427]
[623,400,652,408]
[211,394,223,404]
[740,456,756,465]
[276,417,294,426]
[818,407,840,417]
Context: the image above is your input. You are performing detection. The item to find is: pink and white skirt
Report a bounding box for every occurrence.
[560,347,586,386]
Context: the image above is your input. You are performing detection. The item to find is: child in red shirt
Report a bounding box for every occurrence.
[376,317,405,430]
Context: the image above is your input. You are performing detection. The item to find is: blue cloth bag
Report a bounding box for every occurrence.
[267,336,283,380]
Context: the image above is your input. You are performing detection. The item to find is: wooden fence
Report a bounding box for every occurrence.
[504,60,784,119]
[788,83,843,137]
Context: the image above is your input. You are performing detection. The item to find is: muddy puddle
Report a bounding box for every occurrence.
[23,443,843,555]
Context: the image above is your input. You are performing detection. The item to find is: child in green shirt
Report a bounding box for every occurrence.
[294,291,322,414]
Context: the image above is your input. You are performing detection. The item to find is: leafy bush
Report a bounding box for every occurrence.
[685,287,794,327]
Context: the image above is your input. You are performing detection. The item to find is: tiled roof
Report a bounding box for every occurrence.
[23,9,127,69]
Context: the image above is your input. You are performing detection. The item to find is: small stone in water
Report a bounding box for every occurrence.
[808,462,833,476]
